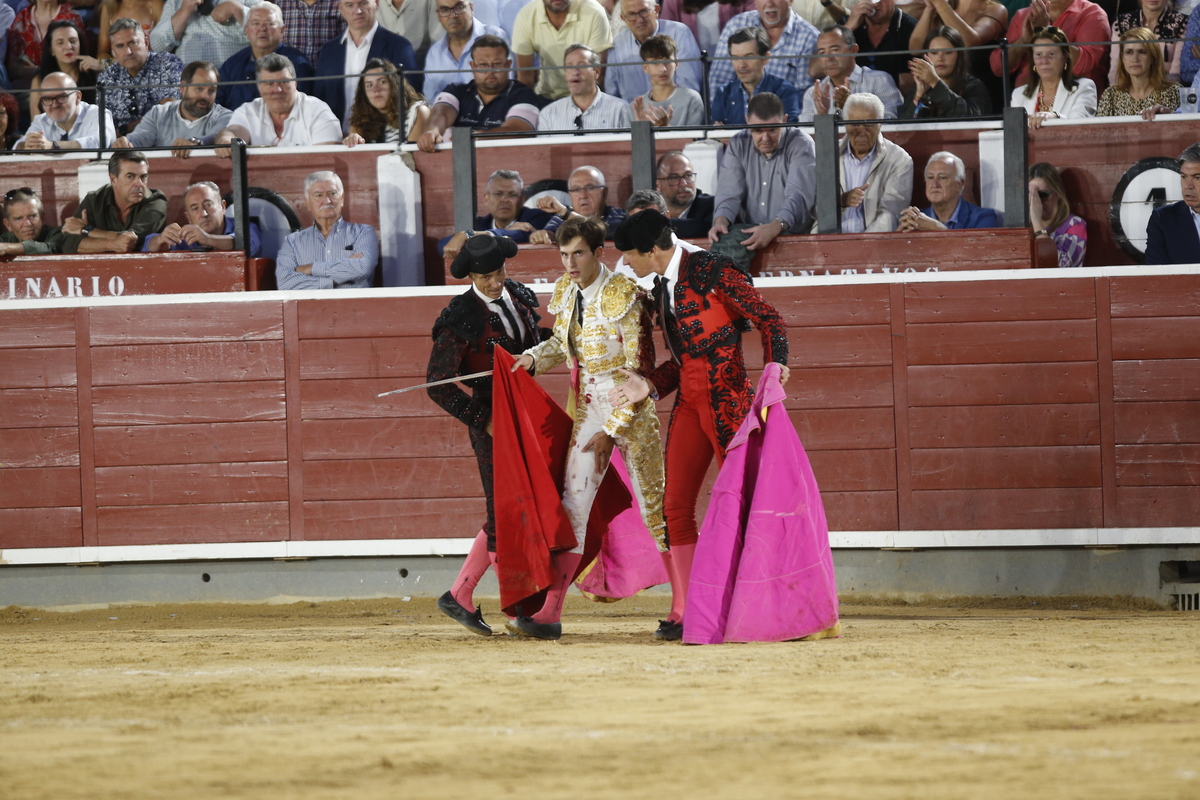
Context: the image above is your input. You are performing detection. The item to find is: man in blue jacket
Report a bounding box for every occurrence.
[1145,144,1200,266]
[897,151,999,233]
[314,0,419,131]
[710,26,801,126]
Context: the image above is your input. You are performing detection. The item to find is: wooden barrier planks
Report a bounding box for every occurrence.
[1,253,248,299]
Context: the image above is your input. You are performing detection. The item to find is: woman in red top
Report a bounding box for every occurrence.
[6,0,86,87]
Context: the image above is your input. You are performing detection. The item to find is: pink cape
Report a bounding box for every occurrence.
[683,363,840,644]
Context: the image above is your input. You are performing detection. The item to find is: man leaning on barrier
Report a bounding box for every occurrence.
[214,52,343,150]
[0,189,65,255]
[97,18,185,135]
[143,181,263,256]
[112,61,233,157]
[422,0,509,100]
[14,72,117,151]
[218,3,315,112]
[532,165,628,243]
[441,169,554,258]
[276,170,379,290]
[61,150,168,254]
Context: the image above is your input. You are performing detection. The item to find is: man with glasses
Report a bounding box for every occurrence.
[417,34,542,151]
[605,0,701,102]
[0,189,65,255]
[15,72,117,151]
[656,151,714,239]
[218,3,314,112]
[513,0,612,100]
[112,61,233,157]
[423,0,508,100]
[536,43,630,131]
[532,164,627,242]
[710,26,802,126]
[439,169,553,257]
[708,0,819,98]
[60,151,168,254]
[97,18,185,135]
[214,53,343,148]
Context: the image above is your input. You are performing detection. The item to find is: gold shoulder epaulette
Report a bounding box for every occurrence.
[599,272,638,320]
[547,273,573,316]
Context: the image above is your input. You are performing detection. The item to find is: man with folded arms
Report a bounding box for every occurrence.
[61,151,168,254]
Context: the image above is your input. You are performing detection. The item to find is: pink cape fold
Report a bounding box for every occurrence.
[683,363,840,644]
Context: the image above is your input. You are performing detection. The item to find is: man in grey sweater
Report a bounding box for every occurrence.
[111,61,233,158]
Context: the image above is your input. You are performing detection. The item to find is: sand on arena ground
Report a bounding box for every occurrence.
[2,596,1198,800]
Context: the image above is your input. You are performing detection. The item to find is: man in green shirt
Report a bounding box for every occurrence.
[0,189,66,255]
[61,151,168,254]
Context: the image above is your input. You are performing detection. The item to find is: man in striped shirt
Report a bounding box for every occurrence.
[276,170,379,290]
[536,43,630,131]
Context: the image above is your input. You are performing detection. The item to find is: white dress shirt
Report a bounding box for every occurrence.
[15,102,118,150]
[472,283,526,339]
[343,22,380,130]
[227,91,343,146]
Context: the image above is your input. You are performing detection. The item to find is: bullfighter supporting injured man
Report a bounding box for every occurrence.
[509,215,665,640]
[611,209,791,640]
[428,234,547,636]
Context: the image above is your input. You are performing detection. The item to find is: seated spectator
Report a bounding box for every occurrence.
[61,150,167,253]
[1098,27,1179,117]
[660,0,754,56]
[416,34,541,151]
[800,24,901,121]
[828,91,913,232]
[112,60,233,155]
[1144,142,1200,265]
[513,0,613,100]
[314,0,420,131]
[441,168,554,256]
[908,0,1007,92]
[15,72,117,150]
[531,164,627,242]
[1183,11,1200,87]
[845,0,917,89]
[612,187,706,288]
[276,0,345,65]
[376,0,441,57]
[711,26,802,125]
[422,0,508,101]
[97,0,164,62]
[709,0,819,97]
[218,3,314,112]
[607,0,703,101]
[1010,25,1097,128]
[29,20,98,122]
[900,25,991,117]
[0,93,18,150]
[990,0,1110,90]
[1028,160,1085,267]
[151,0,256,66]
[1110,0,1187,86]
[97,18,184,134]
[215,53,343,148]
[0,188,65,255]
[536,43,631,131]
[631,34,705,127]
[343,57,428,144]
[276,170,379,290]
[144,180,262,255]
[897,150,999,231]
[710,92,815,267]
[6,0,85,88]
[655,149,714,239]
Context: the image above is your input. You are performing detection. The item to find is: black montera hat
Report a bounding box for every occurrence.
[450,234,519,279]
[613,208,671,253]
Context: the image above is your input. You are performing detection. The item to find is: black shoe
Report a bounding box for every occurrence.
[654,620,683,641]
[437,591,492,636]
[504,616,562,640]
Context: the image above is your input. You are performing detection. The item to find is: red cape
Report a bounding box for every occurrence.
[491,349,632,616]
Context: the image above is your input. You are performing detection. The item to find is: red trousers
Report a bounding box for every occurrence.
[663,357,724,547]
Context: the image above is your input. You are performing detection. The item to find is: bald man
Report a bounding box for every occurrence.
[15,73,118,151]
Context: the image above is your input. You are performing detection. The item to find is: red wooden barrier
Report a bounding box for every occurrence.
[2,269,1198,552]
[1,253,248,299]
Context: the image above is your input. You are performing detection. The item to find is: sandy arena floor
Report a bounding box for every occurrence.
[1,596,1198,800]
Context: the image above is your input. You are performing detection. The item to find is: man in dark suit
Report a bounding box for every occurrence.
[655,151,714,240]
[1145,143,1200,266]
[314,0,419,131]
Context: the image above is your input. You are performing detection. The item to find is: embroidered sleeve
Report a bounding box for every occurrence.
[524,330,568,375]
[426,329,489,432]
[713,265,790,365]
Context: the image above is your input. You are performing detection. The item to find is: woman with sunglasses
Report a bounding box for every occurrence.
[1010,26,1096,128]
[343,58,429,146]
[1029,161,1086,268]
[28,20,97,122]
[1099,26,1180,117]
[901,26,992,117]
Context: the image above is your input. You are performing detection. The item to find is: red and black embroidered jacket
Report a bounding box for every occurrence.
[647,249,790,452]
[426,280,548,432]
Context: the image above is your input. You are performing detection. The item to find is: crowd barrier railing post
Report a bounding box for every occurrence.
[814,113,841,235]
[630,119,656,192]
[230,137,250,254]
[451,126,477,233]
[1003,105,1029,229]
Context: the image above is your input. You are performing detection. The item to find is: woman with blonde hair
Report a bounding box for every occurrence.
[1109,0,1187,85]
[1099,27,1180,117]
[343,58,429,146]
[1011,26,1097,128]
[1029,161,1086,268]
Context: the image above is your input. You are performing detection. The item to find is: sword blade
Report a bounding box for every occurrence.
[376,369,495,397]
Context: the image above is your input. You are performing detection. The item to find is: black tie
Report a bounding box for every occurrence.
[574,289,584,326]
[655,276,683,364]
[492,298,522,343]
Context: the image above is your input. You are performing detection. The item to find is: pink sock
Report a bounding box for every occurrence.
[532,551,582,624]
[667,543,696,623]
[450,530,490,612]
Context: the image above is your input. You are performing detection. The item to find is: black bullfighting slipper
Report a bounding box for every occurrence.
[653,620,683,641]
[437,590,493,636]
[504,616,562,640]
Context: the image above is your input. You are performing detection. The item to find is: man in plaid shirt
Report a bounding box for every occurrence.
[707,0,818,99]
[277,0,347,64]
